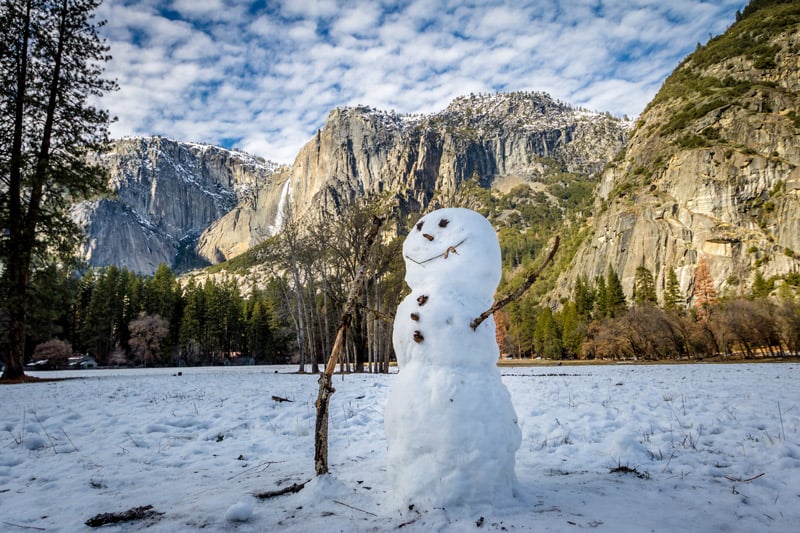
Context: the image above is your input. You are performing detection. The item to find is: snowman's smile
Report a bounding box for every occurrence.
[405,238,466,265]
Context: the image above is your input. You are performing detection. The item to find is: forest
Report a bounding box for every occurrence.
[18,186,800,371]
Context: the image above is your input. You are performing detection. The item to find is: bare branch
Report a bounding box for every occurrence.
[315,215,385,476]
[470,235,560,331]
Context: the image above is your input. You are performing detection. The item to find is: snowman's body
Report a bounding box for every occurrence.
[385,208,521,509]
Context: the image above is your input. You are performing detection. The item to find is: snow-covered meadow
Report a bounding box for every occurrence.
[1,363,798,532]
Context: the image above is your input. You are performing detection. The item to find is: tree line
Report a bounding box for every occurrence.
[22,262,283,367]
[14,198,407,372]
[15,178,800,369]
[499,257,800,360]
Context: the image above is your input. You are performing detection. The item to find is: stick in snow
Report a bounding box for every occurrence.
[315,215,384,476]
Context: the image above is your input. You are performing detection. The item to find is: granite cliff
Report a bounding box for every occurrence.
[561,1,800,303]
[70,137,284,274]
[200,92,629,262]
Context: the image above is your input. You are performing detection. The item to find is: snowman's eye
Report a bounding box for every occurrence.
[439,218,449,228]
[416,221,424,231]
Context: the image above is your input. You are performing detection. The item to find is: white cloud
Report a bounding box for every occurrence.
[98,0,746,163]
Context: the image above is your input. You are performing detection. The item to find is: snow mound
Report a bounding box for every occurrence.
[224,501,253,522]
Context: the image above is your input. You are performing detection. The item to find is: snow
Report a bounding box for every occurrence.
[224,501,253,522]
[0,363,797,532]
[386,208,521,508]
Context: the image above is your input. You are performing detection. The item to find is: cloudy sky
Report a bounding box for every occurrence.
[97,0,746,163]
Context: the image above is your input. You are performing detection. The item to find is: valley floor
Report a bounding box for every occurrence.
[1,364,798,531]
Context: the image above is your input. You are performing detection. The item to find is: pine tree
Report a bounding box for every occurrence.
[558,302,582,359]
[606,269,627,317]
[573,274,595,319]
[594,274,608,318]
[663,267,682,310]
[246,298,275,362]
[751,269,773,299]
[1,0,116,379]
[534,307,562,359]
[179,279,206,364]
[634,266,657,305]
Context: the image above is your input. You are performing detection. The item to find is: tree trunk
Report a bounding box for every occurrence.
[4,0,69,381]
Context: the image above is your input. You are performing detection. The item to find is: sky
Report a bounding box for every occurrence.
[96,0,747,163]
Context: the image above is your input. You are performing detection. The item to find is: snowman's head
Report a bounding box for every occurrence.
[402,207,501,293]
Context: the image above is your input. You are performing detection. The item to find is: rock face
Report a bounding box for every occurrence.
[562,2,800,303]
[74,93,629,273]
[213,92,629,250]
[70,137,284,274]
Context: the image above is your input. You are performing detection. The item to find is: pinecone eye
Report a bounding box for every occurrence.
[438,218,449,228]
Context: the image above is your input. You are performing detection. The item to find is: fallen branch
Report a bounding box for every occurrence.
[333,499,378,516]
[2,521,46,531]
[271,395,293,403]
[227,460,282,481]
[471,235,560,330]
[85,505,163,528]
[725,473,765,483]
[254,480,310,499]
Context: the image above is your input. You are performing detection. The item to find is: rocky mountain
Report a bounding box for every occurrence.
[70,137,285,274]
[198,92,629,262]
[560,0,800,303]
[75,93,630,273]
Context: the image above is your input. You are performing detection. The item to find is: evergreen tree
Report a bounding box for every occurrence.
[179,279,206,364]
[751,269,773,299]
[26,261,78,349]
[506,297,537,356]
[634,266,657,305]
[1,0,116,379]
[80,267,123,362]
[246,296,275,362]
[606,268,627,318]
[573,274,595,319]
[145,264,181,346]
[558,301,583,359]
[594,274,608,318]
[663,267,682,310]
[533,307,562,359]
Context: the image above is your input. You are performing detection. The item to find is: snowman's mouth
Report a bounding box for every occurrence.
[405,238,466,265]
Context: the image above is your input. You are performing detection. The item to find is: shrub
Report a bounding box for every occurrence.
[32,339,72,368]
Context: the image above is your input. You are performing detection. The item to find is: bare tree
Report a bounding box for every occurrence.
[692,256,717,319]
[32,338,72,368]
[777,299,800,354]
[128,314,169,367]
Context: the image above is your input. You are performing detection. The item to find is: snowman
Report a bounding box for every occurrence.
[384,207,521,510]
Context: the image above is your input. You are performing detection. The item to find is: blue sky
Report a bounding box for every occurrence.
[97,0,746,163]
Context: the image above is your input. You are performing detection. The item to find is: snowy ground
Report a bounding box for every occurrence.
[1,363,798,532]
